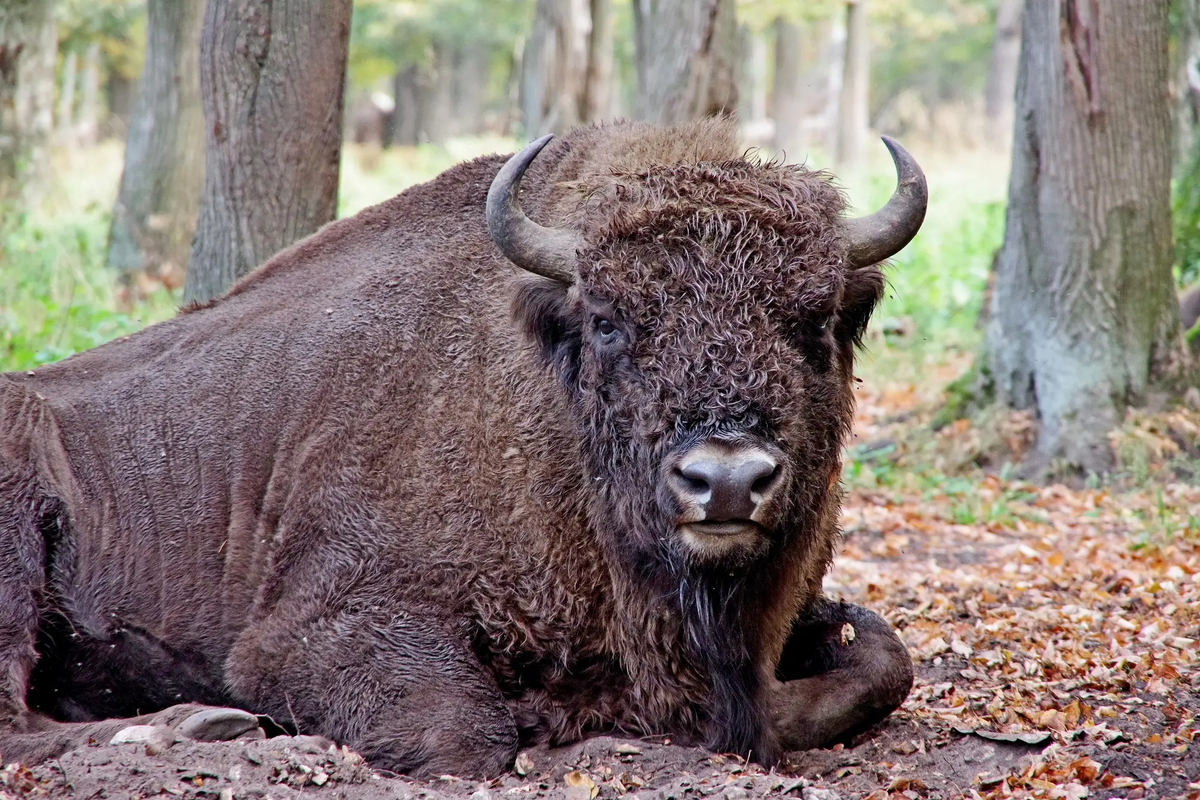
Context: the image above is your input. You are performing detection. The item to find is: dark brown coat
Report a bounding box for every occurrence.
[0,119,913,776]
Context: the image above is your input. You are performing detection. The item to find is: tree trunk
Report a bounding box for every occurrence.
[452,44,486,136]
[424,39,454,144]
[632,0,738,124]
[982,0,1022,150]
[107,0,204,292]
[581,0,613,123]
[185,0,351,306]
[56,49,75,139]
[741,25,767,124]
[390,65,422,147]
[835,0,868,171]
[77,41,99,144]
[983,0,1188,475]
[0,0,55,205]
[521,0,587,136]
[772,17,804,161]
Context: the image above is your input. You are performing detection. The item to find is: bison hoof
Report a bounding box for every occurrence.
[176,708,261,742]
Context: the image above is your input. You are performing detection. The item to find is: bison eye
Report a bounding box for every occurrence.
[594,315,620,344]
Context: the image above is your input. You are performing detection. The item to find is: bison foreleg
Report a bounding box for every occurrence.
[769,598,912,751]
[226,605,519,778]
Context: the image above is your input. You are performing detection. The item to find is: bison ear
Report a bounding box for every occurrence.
[835,267,886,347]
[511,276,584,384]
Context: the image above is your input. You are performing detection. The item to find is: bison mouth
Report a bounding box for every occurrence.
[677,520,769,566]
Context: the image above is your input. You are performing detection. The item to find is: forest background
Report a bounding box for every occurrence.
[0,1,1199,797]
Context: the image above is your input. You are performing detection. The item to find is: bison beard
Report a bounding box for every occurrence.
[0,119,925,776]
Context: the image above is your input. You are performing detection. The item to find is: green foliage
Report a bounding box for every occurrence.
[348,0,532,91]
[0,144,175,373]
[1172,149,1200,288]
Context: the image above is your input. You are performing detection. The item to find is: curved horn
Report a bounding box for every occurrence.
[840,136,928,268]
[486,134,582,284]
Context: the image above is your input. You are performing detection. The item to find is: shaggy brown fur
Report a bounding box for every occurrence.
[0,119,913,777]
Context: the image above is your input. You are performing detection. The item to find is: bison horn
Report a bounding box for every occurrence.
[840,136,928,268]
[487,134,582,284]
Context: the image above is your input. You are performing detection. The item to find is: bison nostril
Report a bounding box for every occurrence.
[675,463,714,497]
[749,463,780,499]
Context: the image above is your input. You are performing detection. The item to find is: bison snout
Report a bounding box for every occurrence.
[669,442,782,525]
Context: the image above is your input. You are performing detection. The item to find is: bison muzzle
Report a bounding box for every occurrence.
[0,119,926,777]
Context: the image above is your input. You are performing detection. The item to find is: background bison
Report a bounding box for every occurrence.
[0,119,925,777]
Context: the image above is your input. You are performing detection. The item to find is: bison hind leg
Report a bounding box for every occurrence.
[770,598,913,751]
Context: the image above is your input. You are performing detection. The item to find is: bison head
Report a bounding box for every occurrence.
[489,134,926,577]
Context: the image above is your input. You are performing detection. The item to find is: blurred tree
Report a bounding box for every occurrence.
[185,0,351,305]
[981,0,1191,475]
[982,0,1021,149]
[106,0,203,295]
[581,0,614,122]
[632,0,737,123]
[348,0,531,145]
[771,18,805,157]
[521,0,586,135]
[0,0,56,206]
[835,0,868,170]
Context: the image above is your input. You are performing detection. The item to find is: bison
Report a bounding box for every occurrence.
[0,119,926,777]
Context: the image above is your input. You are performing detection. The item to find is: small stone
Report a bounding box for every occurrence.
[723,787,750,799]
[109,724,177,755]
[613,743,642,756]
[802,789,843,800]
[219,790,234,800]
[311,770,329,786]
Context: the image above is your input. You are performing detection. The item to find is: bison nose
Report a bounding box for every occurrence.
[671,446,781,522]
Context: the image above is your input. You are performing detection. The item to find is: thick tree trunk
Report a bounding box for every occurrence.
[632,0,737,124]
[835,0,868,171]
[0,0,55,205]
[521,0,587,136]
[983,0,1188,475]
[772,17,804,161]
[77,41,99,144]
[983,0,1022,150]
[185,0,351,305]
[581,0,613,123]
[107,0,204,291]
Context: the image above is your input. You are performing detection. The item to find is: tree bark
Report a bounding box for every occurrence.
[521,0,587,136]
[983,0,1022,150]
[581,0,613,123]
[185,0,351,305]
[983,0,1188,475]
[835,0,868,171]
[107,0,204,291]
[1174,0,1200,169]
[0,0,55,205]
[772,17,804,161]
[389,65,422,147]
[632,0,737,124]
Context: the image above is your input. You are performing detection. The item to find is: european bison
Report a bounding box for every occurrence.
[0,119,926,777]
